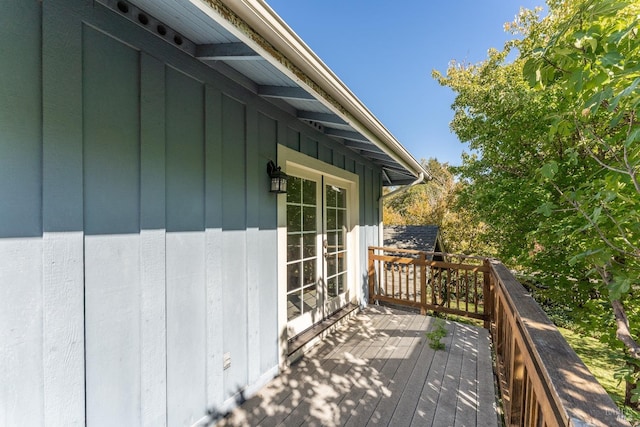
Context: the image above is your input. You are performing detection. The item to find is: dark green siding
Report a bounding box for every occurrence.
[0,0,385,425]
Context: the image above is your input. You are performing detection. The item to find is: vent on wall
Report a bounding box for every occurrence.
[97,0,196,55]
[301,120,324,132]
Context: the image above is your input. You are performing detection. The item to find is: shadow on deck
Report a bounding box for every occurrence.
[216,306,498,427]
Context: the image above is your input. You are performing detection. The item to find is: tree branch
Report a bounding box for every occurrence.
[603,208,640,256]
[577,116,640,195]
[550,181,637,258]
[583,143,628,174]
[623,139,640,195]
[576,124,627,174]
[596,265,640,359]
[612,299,640,359]
[622,112,640,194]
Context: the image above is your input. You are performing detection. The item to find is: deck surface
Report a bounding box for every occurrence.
[217,306,499,427]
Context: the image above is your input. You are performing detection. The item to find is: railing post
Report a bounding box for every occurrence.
[368,247,375,304]
[419,251,427,315]
[483,258,492,330]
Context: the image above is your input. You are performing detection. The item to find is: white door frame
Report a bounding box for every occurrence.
[276,145,360,366]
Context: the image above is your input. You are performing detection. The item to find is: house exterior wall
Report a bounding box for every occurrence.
[0,0,382,425]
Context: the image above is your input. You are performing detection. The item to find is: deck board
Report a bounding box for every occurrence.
[366,315,429,426]
[456,324,480,427]
[216,306,498,427]
[476,323,498,427]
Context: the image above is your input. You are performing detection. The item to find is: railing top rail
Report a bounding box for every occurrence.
[490,260,629,427]
[368,246,489,262]
[368,246,423,255]
[369,253,490,272]
[369,254,417,264]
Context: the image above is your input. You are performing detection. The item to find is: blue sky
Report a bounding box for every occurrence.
[266,0,545,166]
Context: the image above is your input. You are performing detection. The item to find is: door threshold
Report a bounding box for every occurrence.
[287,303,359,358]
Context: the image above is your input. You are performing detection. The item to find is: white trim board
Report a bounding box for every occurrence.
[276,145,360,368]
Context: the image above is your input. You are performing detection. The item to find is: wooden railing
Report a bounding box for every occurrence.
[368,246,490,324]
[368,246,629,427]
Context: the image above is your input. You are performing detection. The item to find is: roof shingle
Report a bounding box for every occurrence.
[383,225,441,252]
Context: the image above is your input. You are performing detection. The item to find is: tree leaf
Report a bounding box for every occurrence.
[536,201,557,217]
[523,58,541,87]
[610,77,640,111]
[626,127,640,148]
[609,277,631,301]
[539,161,558,180]
[601,51,623,67]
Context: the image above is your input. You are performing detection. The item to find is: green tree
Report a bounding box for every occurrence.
[522,0,640,407]
[384,158,455,226]
[522,0,640,352]
[383,158,494,255]
[435,0,640,409]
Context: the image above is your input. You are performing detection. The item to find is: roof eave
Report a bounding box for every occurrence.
[190,0,429,180]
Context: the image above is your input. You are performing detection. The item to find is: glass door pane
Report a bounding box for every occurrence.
[285,172,351,337]
[286,176,319,321]
[325,184,348,299]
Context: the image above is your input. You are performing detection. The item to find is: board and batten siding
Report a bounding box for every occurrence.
[0,1,45,426]
[0,0,382,425]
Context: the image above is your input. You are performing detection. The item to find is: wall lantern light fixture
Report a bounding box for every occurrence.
[267,160,288,194]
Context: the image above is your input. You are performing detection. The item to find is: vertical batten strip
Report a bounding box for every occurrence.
[164,67,207,426]
[257,113,278,377]
[221,95,248,400]
[246,105,261,385]
[205,85,224,410]
[140,53,167,427]
[42,1,86,425]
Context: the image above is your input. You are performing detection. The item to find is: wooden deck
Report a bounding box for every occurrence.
[217,306,499,427]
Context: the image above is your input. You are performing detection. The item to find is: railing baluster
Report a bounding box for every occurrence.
[399,263,403,299]
[396,263,400,299]
[404,263,409,300]
[419,252,426,315]
[391,262,395,298]
[474,270,478,314]
[509,342,524,426]
[524,375,534,427]
[382,261,387,296]
[437,267,442,306]
[456,268,460,311]
[431,266,436,306]
[436,267,441,307]
[413,264,418,302]
[464,269,469,313]
[446,268,450,309]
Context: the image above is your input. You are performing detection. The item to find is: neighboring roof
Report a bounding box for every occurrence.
[383,225,442,253]
[105,0,428,185]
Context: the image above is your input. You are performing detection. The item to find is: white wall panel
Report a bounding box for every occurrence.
[85,235,141,426]
[1,1,383,425]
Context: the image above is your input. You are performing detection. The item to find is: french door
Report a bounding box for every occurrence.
[285,172,350,336]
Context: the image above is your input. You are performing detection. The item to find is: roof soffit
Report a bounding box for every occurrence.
[206,0,427,178]
[117,0,426,183]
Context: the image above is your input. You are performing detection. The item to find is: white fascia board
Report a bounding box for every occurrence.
[188,0,429,180]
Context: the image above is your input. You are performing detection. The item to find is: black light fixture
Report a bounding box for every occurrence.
[267,160,288,194]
